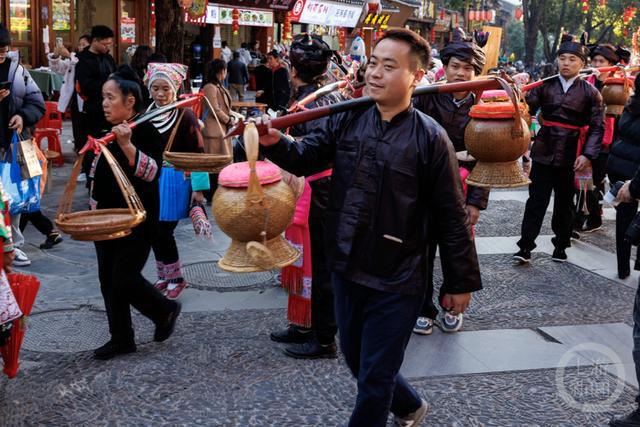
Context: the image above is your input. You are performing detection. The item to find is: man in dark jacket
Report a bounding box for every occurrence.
[266,50,290,113]
[74,25,116,179]
[258,29,481,426]
[514,34,604,264]
[227,51,249,101]
[611,161,640,427]
[269,34,343,360]
[413,28,489,335]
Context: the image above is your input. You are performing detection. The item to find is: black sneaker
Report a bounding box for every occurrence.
[93,340,136,360]
[610,408,640,427]
[571,230,581,240]
[283,338,338,359]
[552,248,567,263]
[154,302,181,342]
[270,325,312,344]
[513,249,531,264]
[40,232,63,249]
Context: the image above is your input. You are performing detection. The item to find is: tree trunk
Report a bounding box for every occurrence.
[550,0,568,58]
[523,0,542,68]
[155,0,184,64]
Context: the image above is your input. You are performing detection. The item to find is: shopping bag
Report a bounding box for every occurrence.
[1,141,41,215]
[159,166,191,221]
[17,137,43,179]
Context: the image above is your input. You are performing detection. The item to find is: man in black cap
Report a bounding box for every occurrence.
[269,34,343,359]
[514,33,604,264]
[412,28,489,335]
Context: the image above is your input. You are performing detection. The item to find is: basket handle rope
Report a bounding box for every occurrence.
[486,76,524,138]
[164,110,185,153]
[56,144,145,218]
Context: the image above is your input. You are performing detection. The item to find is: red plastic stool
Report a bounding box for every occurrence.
[35,102,63,131]
[34,129,63,166]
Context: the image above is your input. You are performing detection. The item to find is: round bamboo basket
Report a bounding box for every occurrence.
[602,77,633,117]
[55,145,146,241]
[163,152,231,173]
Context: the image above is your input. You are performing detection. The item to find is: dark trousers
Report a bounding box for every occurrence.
[19,211,54,236]
[95,229,176,344]
[309,178,336,344]
[419,243,439,319]
[615,199,640,275]
[575,152,608,228]
[151,220,180,265]
[70,96,88,154]
[333,274,423,427]
[519,161,575,250]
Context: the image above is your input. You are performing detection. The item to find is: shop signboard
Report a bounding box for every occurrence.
[216,6,273,27]
[290,0,362,27]
[205,4,219,23]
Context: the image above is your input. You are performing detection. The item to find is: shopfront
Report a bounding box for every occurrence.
[289,0,363,50]
[0,0,151,68]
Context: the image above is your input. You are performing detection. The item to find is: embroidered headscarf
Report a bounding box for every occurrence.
[144,63,189,134]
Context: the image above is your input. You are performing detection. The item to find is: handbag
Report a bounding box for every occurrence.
[159,112,191,221]
[0,137,41,215]
[15,134,42,179]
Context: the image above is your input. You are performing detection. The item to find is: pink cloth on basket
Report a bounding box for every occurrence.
[218,161,282,187]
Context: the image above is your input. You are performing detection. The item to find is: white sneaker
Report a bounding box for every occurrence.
[413,317,434,335]
[393,399,429,426]
[13,248,31,267]
[440,312,463,333]
[76,173,87,183]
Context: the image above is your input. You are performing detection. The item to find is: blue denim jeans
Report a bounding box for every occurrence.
[332,274,423,426]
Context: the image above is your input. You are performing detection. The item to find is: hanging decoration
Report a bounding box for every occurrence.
[338,27,346,52]
[367,0,381,14]
[283,11,293,42]
[468,9,495,22]
[598,0,606,7]
[187,0,208,19]
[514,7,523,20]
[581,0,589,13]
[430,27,436,44]
[232,8,240,35]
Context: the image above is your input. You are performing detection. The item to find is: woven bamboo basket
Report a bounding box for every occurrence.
[55,145,146,241]
[212,123,299,272]
[602,77,633,116]
[465,78,531,188]
[162,98,232,173]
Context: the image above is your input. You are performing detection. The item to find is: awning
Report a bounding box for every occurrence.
[290,0,364,27]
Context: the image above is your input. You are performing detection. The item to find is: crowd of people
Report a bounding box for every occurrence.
[1,18,640,426]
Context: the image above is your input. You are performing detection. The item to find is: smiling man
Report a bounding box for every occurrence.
[514,33,604,264]
[257,29,481,426]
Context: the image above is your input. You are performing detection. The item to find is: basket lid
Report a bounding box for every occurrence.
[480,90,509,100]
[218,161,282,188]
[604,77,633,85]
[469,101,526,119]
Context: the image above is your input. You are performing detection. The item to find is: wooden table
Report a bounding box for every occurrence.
[231,101,268,114]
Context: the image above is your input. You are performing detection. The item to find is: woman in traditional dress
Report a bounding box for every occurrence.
[144,62,209,299]
[90,65,180,360]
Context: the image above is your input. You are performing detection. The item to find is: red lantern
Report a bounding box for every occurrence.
[581,0,589,13]
[598,0,606,7]
[430,27,436,44]
[283,11,292,41]
[367,0,381,14]
[439,9,445,20]
[469,10,475,21]
[514,7,523,20]
[232,8,239,35]
[338,27,346,52]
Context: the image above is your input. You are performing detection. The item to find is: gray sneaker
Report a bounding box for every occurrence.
[393,399,429,426]
[440,312,463,333]
[413,317,434,335]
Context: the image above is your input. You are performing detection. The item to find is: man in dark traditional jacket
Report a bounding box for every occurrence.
[269,34,343,359]
[514,34,605,264]
[258,29,482,426]
[74,25,116,180]
[413,28,489,335]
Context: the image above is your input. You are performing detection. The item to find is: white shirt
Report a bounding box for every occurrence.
[559,75,579,93]
[221,47,232,63]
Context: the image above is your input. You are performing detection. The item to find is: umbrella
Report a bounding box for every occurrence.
[1,273,40,379]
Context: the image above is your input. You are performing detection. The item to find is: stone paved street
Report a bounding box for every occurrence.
[0,124,639,426]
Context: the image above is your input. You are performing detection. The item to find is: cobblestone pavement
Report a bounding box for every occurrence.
[1,310,637,426]
[0,125,638,426]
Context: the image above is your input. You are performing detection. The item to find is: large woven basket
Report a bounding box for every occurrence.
[163,152,231,173]
[55,145,146,241]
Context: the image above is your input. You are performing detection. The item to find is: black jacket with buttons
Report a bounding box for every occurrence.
[526,77,604,167]
[262,104,482,296]
[413,92,490,210]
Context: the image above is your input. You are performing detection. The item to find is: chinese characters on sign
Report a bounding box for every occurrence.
[290,0,362,27]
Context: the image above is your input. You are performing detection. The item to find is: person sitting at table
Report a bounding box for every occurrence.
[47,34,91,162]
